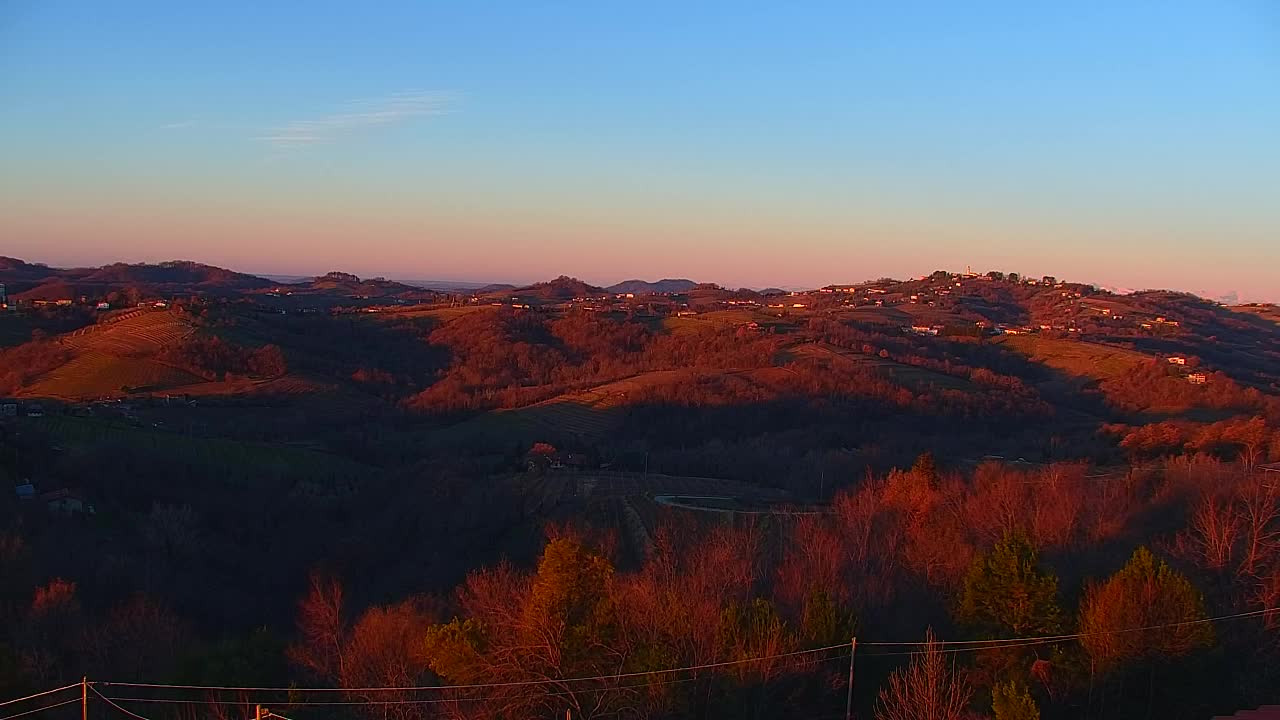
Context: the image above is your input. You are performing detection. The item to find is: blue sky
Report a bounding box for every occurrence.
[2,1,1278,298]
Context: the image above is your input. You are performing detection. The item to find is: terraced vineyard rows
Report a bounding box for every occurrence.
[20,310,202,398]
[63,310,195,354]
[23,352,201,398]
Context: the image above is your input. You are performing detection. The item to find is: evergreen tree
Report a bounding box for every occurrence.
[1079,546,1213,670]
[958,532,1063,638]
[992,679,1040,720]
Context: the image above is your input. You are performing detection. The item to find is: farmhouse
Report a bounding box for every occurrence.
[40,488,94,516]
[1187,372,1208,385]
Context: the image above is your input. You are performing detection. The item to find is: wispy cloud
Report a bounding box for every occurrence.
[257,91,452,149]
[160,120,195,130]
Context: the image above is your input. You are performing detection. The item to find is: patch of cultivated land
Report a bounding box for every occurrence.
[994,335,1149,380]
[428,367,808,447]
[380,304,490,321]
[434,370,695,444]
[1232,304,1280,326]
[788,341,973,391]
[659,316,717,336]
[63,310,195,354]
[835,305,913,324]
[19,311,200,398]
[22,352,202,399]
[675,309,798,333]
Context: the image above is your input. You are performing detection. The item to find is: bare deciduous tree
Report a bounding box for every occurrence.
[875,629,973,720]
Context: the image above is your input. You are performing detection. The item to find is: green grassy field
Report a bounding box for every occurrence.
[30,415,368,487]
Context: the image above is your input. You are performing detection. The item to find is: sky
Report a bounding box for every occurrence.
[2,2,1278,299]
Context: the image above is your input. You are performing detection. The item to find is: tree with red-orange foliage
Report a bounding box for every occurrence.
[424,537,628,720]
[342,598,438,720]
[248,343,288,377]
[1079,547,1212,672]
[287,570,437,719]
[0,340,71,394]
[289,570,348,682]
[17,579,83,683]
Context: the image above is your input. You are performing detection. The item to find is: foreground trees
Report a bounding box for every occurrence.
[875,630,973,720]
[958,533,1062,639]
[424,538,629,719]
[289,571,437,719]
[1079,547,1213,670]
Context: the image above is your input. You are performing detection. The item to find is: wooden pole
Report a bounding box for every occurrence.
[255,704,263,720]
[845,636,857,720]
[81,677,87,720]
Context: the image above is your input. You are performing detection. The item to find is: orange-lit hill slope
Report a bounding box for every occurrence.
[20,310,201,399]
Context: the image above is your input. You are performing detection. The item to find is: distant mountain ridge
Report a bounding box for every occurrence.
[606,279,698,295]
[1,258,274,299]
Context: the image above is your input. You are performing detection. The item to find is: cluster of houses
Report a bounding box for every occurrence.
[13,481,93,516]
[0,401,42,419]
[1166,357,1209,384]
[3,400,94,517]
[24,297,169,311]
[524,445,599,473]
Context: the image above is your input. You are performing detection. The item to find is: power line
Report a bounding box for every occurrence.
[91,686,153,720]
[863,637,1070,658]
[94,672,744,708]
[97,655,852,708]
[0,697,81,720]
[857,606,1278,649]
[100,641,853,694]
[92,605,1279,696]
[16,603,1277,714]
[0,682,82,707]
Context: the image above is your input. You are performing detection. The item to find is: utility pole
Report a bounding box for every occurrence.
[255,704,264,720]
[845,636,857,720]
[81,677,87,720]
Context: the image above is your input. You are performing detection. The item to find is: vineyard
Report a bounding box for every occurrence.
[18,310,202,399]
[22,352,201,399]
[63,309,196,355]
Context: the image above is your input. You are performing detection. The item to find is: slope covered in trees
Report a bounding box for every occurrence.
[1,262,1278,718]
